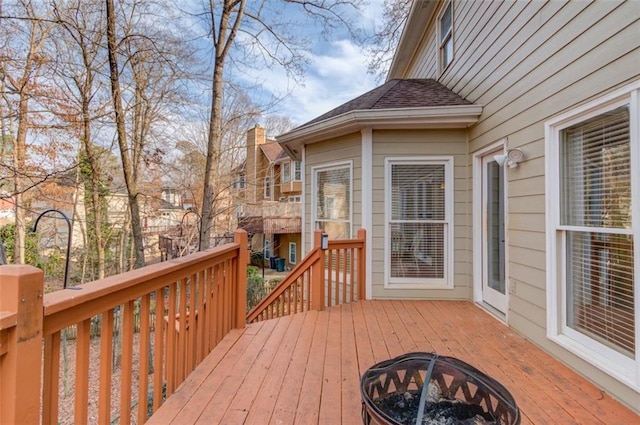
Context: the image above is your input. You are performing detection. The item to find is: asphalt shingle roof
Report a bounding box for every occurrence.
[260,141,288,162]
[303,79,472,127]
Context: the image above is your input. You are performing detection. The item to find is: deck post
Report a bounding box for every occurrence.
[235,229,248,329]
[312,230,326,310]
[357,229,366,300]
[0,265,44,425]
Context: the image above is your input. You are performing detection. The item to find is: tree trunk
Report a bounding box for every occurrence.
[106,0,145,268]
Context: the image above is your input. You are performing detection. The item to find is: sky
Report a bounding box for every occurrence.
[243,0,387,127]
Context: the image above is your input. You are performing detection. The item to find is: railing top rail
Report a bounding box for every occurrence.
[43,242,241,336]
[0,311,17,330]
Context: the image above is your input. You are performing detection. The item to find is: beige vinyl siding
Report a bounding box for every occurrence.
[304,133,361,252]
[371,129,470,300]
[402,0,640,409]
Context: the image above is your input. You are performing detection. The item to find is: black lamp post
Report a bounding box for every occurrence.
[32,208,73,289]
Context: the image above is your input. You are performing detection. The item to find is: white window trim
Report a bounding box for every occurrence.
[289,242,297,264]
[311,160,353,240]
[438,0,454,73]
[384,156,455,290]
[545,80,640,391]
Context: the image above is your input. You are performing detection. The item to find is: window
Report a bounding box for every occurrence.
[546,82,639,388]
[293,161,302,181]
[263,238,271,259]
[439,1,453,71]
[386,158,453,288]
[264,176,271,199]
[234,173,246,189]
[313,162,352,239]
[289,242,297,264]
[289,196,301,202]
[282,162,291,183]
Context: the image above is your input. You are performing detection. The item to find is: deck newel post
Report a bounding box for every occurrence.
[357,228,367,301]
[235,229,248,329]
[312,230,326,310]
[0,265,44,425]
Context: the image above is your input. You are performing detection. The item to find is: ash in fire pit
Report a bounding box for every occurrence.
[372,386,497,424]
[361,353,520,425]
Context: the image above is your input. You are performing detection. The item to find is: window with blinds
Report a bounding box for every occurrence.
[560,106,634,357]
[387,159,451,285]
[314,164,351,239]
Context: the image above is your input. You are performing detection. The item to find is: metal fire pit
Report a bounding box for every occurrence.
[361,352,520,425]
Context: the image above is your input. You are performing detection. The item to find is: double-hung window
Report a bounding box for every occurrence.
[546,82,639,389]
[264,176,271,199]
[313,162,352,239]
[386,157,454,288]
[439,0,453,71]
[282,162,291,183]
[293,161,302,181]
[289,242,297,264]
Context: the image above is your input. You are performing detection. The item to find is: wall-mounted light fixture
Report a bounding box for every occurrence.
[493,148,525,168]
[320,233,329,250]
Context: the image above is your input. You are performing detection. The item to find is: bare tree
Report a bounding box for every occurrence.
[105,0,192,269]
[198,0,364,250]
[365,0,411,81]
[53,0,111,279]
[0,0,58,263]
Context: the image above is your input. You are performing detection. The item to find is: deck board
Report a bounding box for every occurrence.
[147,300,639,425]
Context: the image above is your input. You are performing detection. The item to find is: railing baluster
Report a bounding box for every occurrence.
[187,273,197,374]
[196,270,205,363]
[166,283,177,396]
[178,278,188,384]
[138,293,151,424]
[349,247,355,301]
[98,310,113,425]
[42,333,60,425]
[152,289,164,415]
[74,320,91,424]
[121,300,135,425]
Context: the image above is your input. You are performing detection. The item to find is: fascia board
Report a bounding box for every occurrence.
[277,104,482,157]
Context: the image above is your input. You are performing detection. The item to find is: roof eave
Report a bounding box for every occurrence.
[387,0,438,80]
[277,104,483,160]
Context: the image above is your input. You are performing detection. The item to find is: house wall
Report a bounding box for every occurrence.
[276,233,301,269]
[304,133,362,253]
[371,129,470,300]
[402,0,640,409]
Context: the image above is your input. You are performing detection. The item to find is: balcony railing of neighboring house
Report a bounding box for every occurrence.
[239,200,302,218]
[0,230,249,425]
[246,229,366,323]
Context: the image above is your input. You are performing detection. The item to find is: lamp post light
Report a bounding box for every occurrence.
[31,208,73,289]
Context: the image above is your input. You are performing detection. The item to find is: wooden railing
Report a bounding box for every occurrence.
[246,229,366,323]
[0,230,249,425]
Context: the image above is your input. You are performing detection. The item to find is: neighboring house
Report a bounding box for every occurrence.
[0,195,16,227]
[278,0,640,412]
[236,125,302,269]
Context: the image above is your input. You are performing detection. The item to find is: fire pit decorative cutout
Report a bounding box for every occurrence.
[361,352,520,425]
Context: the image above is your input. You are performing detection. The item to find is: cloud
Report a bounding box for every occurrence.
[251,38,378,126]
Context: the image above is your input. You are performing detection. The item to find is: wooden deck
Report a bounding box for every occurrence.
[147,300,639,425]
